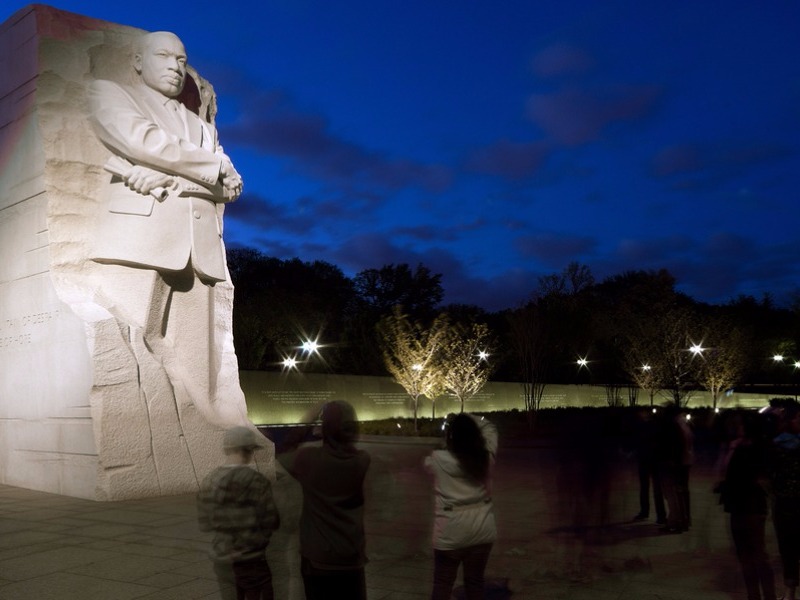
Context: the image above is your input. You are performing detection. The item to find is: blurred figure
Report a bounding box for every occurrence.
[549,409,616,581]
[197,426,279,600]
[424,413,498,600]
[631,407,666,524]
[717,411,775,600]
[769,400,800,600]
[277,400,371,600]
[656,405,693,533]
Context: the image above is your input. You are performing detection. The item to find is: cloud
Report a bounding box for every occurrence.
[225,192,330,236]
[650,141,795,190]
[442,267,537,312]
[219,87,451,192]
[526,84,663,146]
[466,139,551,180]
[224,192,285,228]
[514,232,597,267]
[392,225,457,243]
[615,235,694,264]
[531,43,595,78]
[603,232,800,306]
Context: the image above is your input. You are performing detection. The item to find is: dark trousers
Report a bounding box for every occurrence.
[214,557,273,600]
[432,543,493,600]
[638,460,666,520]
[773,497,800,588]
[301,556,366,600]
[663,465,691,530]
[731,513,775,600]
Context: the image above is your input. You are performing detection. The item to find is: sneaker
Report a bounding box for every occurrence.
[633,513,648,521]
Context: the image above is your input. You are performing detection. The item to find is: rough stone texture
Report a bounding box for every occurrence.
[0,4,272,500]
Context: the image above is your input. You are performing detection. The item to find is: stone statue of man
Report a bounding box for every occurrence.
[87,31,245,433]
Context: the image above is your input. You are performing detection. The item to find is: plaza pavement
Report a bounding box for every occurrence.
[0,435,779,599]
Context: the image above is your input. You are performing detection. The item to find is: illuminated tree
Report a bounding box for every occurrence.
[376,306,447,431]
[695,324,749,409]
[348,263,444,375]
[439,321,494,414]
[651,306,703,407]
[624,353,662,407]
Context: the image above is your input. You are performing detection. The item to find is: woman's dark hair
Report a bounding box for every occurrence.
[446,413,490,483]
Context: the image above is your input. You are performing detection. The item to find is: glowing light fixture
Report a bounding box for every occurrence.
[478,350,490,361]
[282,356,298,370]
[689,343,704,356]
[773,354,785,363]
[301,339,320,354]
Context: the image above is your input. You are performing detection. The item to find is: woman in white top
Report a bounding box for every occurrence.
[424,413,498,600]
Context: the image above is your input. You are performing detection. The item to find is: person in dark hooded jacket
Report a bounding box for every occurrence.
[277,400,371,600]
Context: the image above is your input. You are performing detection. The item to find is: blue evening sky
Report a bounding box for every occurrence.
[5,1,799,310]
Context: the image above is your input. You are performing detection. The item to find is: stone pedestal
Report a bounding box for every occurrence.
[0,5,271,500]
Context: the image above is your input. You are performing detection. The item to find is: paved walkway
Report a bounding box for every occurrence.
[0,438,780,599]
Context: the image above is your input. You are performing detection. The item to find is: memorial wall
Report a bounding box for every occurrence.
[241,371,776,425]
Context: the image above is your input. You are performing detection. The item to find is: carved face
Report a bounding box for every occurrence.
[135,32,187,98]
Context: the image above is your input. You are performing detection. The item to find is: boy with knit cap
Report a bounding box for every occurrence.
[197,426,279,600]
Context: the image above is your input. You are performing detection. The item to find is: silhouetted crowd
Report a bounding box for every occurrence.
[195,398,800,600]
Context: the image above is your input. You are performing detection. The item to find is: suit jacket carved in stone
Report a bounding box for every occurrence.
[88,79,235,283]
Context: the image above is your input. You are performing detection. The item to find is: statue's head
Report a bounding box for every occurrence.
[133,31,187,98]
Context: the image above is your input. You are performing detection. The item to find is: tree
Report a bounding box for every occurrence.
[695,319,749,409]
[595,269,683,405]
[346,263,444,376]
[353,263,443,317]
[623,352,662,407]
[376,306,447,431]
[227,249,356,371]
[651,306,703,407]
[439,321,495,414]
[508,301,551,430]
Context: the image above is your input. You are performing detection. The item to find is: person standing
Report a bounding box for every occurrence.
[197,427,279,600]
[770,401,800,600]
[657,406,694,533]
[631,407,667,524]
[717,411,775,600]
[276,400,371,600]
[425,413,498,600]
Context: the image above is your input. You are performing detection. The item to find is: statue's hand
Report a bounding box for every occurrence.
[220,158,243,200]
[124,165,174,196]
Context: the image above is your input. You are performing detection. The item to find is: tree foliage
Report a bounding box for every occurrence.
[376,307,447,430]
[353,263,443,317]
[439,320,495,413]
